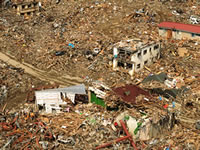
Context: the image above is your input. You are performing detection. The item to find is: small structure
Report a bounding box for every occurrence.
[158,22,200,40]
[12,0,39,16]
[35,84,86,113]
[113,39,161,76]
[88,81,110,107]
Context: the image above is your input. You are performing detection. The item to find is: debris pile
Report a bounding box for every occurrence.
[0,0,200,149]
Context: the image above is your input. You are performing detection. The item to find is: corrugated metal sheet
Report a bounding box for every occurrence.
[35,84,86,94]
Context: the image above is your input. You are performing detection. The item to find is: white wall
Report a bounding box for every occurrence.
[35,91,64,105]
[131,43,160,72]
[113,42,161,75]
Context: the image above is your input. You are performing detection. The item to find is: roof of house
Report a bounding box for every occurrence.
[35,84,86,94]
[114,39,158,52]
[112,84,150,104]
[158,22,200,34]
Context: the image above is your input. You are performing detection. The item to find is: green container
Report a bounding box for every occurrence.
[91,92,106,107]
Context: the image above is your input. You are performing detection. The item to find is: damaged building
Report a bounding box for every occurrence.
[113,39,161,76]
[12,0,40,16]
[35,84,86,113]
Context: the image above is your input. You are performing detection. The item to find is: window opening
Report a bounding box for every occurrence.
[137,64,141,69]
[154,45,159,50]
[143,49,147,55]
[137,52,141,58]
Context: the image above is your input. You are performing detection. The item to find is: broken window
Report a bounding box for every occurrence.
[118,48,126,55]
[137,64,140,69]
[144,60,148,65]
[143,49,147,55]
[137,52,141,58]
[127,51,131,56]
[118,62,125,68]
[126,63,132,69]
[154,45,159,50]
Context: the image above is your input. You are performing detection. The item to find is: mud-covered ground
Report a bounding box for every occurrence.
[0,0,200,149]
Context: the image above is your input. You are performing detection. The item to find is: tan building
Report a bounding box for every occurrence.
[158,22,200,40]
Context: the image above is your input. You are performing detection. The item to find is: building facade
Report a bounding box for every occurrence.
[158,22,200,40]
[113,39,161,76]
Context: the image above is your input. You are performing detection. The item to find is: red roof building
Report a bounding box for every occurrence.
[158,22,200,40]
[158,22,200,34]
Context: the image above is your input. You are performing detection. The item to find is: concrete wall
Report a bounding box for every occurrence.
[159,28,200,40]
[131,43,160,72]
[113,42,161,76]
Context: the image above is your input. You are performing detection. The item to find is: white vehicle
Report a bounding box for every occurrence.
[190,15,200,24]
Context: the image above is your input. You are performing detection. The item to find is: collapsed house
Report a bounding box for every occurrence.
[113,39,161,76]
[35,84,86,113]
[88,81,110,107]
[158,22,200,40]
[108,84,176,141]
[12,0,40,16]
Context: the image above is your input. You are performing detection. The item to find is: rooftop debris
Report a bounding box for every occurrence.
[112,84,150,104]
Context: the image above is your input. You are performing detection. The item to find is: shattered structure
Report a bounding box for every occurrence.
[12,0,39,16]
[113,39,161,76]
[35,84,86,113]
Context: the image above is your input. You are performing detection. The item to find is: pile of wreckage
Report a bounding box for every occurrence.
[1,75,189,149]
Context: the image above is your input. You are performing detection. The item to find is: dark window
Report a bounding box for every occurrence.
[22,5,25,9]
[143,49,147,55]
[154,45,159,50]
[137,64,140,69]
[197,34,200,37]
[192,33,195,37]
[127,51,131,56]
[118,62,125,68]
[126,63,132,69]
[144,60,148,65]
[137,52,141,58]
[149,48,152,52]
[119,49,126,55]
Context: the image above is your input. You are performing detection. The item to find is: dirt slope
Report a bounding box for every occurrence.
[0,52,83,86]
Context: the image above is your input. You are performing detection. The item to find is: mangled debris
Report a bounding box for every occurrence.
[88,80,110,107]
[12,1,40,17]
[0,0,200,149]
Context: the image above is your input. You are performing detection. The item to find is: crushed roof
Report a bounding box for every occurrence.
[35,84,86,94]
[114,39,158,52]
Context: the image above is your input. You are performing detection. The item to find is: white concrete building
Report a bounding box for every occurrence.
[113,39,161,76]
[35,84,86,113]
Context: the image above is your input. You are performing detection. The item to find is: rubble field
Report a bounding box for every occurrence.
[0,0,200,149]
